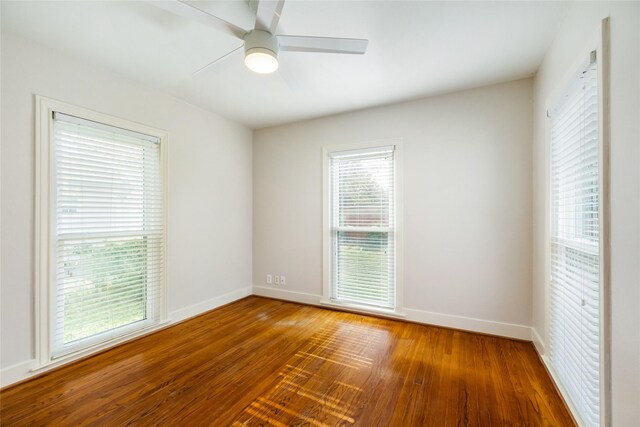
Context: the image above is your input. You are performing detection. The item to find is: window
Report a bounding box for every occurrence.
[323,144,400,311]
[548,55,603,427]
[36,97,167,364]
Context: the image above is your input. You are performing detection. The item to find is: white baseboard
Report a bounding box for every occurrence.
[253,286,531,341]
[2,285,532,388]
[531,336,583,426]
[531,327,546,355]
[168,286,252,323]
[404,307,531,340]
[0,360,36,389]
[1,286,252,389]
[252,285,320,306]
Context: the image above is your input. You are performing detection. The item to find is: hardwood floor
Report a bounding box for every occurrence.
[1,296,575,426]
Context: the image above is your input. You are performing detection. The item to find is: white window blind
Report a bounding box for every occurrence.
[330,146,395,309]
[549,59,601,427]
[52,112,164,357]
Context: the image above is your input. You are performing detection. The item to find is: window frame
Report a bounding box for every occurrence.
[321,140,404,317]
[543,18,610,427]
[34,95,169,370]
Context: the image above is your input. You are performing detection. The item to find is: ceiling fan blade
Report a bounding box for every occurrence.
[192,45,244,76]
[277,35,368,54]
[277,59,302,91]
[149,1,248,40]
[253,0,285,34]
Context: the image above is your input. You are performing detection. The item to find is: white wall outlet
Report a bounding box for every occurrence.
[266,274,272,284]
[280,276,286,286]
[274,275,280,285]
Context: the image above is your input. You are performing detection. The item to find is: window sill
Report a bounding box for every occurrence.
[31,320,171,374]
[319,299,406,319]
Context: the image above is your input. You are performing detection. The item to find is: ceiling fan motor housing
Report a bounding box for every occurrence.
[244,29,279,57]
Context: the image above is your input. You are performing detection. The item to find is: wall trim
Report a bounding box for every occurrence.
[0,286,252,388]
[321,140,405,312]
[532,337,583,426]
[168,286,252,323]
[253,285,320,306]
[3,284,531,388]
[531,327,546,355]
[403,307,531,340]
[33,95,170,367]
[0,360,36,389]
[253,286,531,340]
[541,18,611,426]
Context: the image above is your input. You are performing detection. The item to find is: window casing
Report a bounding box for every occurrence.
[323,143,401,313]
[36,97,167,366]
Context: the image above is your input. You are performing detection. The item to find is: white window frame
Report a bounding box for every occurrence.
[34,96,169,371]
[543,18,610,427]
[321,139,404,317]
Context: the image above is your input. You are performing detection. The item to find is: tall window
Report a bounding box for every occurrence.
[37,98,166,362]
[549,57,602,427]
[326,145,396,309]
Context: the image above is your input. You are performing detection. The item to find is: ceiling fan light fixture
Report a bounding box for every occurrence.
[243,29,279,74]
[244,47,279,74]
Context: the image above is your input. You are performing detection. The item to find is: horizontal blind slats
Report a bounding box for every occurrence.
[548,61,600,427]
[53,113,163,358]
[331,148,395,309]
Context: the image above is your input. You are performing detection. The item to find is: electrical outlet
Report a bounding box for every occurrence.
[274,275,280,285]
[280,276,286,286]
[266,274,272,284]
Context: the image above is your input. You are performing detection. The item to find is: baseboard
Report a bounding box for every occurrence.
[2,285,530,388]
[0,286,252,389]
[168,286,252,323]
[531,337,582,426]
[531,327,546,355]
[404,307,531,340]
[252,285,321,306]
[252,286,531,341]
[0,360,36,389]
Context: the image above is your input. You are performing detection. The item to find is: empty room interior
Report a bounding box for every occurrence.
[1,0,639,426]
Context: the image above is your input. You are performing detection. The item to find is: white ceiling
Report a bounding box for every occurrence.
[1,1,569,128]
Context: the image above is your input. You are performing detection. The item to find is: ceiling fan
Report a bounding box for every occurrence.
[149,0,369,74]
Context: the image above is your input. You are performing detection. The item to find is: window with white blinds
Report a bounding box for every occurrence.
[549,58,601,427]
[329,146,395,309]
[51,112,164,357]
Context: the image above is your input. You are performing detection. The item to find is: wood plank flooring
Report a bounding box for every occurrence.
[0,296,575,426]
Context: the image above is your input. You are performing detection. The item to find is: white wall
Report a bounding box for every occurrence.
[532,2,640,424]
[253,79,533,339]
[0,32,253,385]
